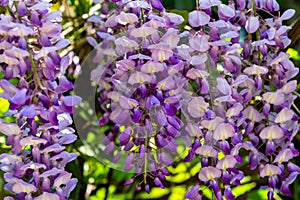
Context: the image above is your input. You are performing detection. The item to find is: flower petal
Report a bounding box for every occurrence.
[187,97,209,118]
[35,192,60,200]
[260,164,281,177]
[213,123,235,141]
[245,16,260,34]
[198,166,221,182]
[259,125,284,140]
[115,12,138,25]
[188,11,210,27]
[274,108,294,123]
[281,9,295,21]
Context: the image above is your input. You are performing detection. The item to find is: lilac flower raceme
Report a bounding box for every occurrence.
[86,0,202,191]
[0,1,80,199]
[84,0,299,199]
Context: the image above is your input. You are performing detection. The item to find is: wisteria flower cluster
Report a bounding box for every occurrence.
[0,0,298,199]
[0,1,81,199]
[85,0,300,199]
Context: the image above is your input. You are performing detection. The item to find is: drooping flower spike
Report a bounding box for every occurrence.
[0,1,80,199]
[31,0,299,199]
[0,0,292,199]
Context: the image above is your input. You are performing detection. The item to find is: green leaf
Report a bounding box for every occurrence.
[200,185,213,200]
[0,72,5,80]
[137,188,170,199]
[287,48,300,60]
[168,163,187,174]
[166,172,190,183]
[247,189,284,200]
[112,170,133,183]
[232,182,256,197]
[8,78,19,86]
[89,188,106,200]
[247,189,268,200]
[0,98,9,116]
[169,186,186,200]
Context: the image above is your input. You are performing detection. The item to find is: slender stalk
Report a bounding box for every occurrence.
[252,0,257,16]
[252,0,261,55]
[292,103,300,115]
[195,0,200,10]
[205,54,216,167]
[205,55,215,111]
[29,51,45,89]
[13,1,22,22]
[5,5,15,18]
[144,130,148,183]
[140,8,145,24]
[293,91,300,99]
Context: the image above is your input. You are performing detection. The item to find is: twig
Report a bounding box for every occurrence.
[287,16,300,49]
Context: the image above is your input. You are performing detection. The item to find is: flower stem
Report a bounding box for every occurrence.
[252,0,257,16]
[292,103,300,115]
[205,54,215,111]
[29,51,45,89]
[252,0,261,59]
[144,131,148,183]
[252,0,260,40]
[195,0,200,10]
[5,5,15,18]
[293,91,300,98]
[205,54,216,159]
[13,1,22,22]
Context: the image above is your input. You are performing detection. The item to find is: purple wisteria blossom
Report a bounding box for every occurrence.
[84,0,299,199]
[0,1,80,199]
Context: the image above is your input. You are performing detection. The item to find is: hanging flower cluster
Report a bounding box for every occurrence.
[0,1,81,199]
[0,0,298,199]
[86,0,299,199]
[87,0,189,191]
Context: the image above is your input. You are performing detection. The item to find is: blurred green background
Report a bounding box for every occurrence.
[1,0,300,200]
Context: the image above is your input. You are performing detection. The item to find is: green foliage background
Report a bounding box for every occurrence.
[0,0,300,200]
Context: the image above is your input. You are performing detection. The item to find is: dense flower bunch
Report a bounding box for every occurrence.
[0,1,81,199]
[87,0,190,191]
[86,0,300,199]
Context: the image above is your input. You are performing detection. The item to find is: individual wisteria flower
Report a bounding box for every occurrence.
[245,16,260,34]
[188,10,210,27]
[198,167,223,200]
[260,164,282,198]
[84,0,299,199]
[185,184,201,200]
[0,1,80,199]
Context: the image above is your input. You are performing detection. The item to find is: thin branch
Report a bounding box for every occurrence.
[287,16,300,49]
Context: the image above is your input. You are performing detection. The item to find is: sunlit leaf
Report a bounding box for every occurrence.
[218,151,225,160]
[240,176,252,184]
[169,186,186,200]
[0,98,9,116]
[287,48,300,60]
[168,163,187,174]
[200,185,213,200]
[190,162,201,176]
[138,187,170,199]
[90,188,106,200]
[232,182,256,197]
[167,172,190,183]
[247,189,284,200]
